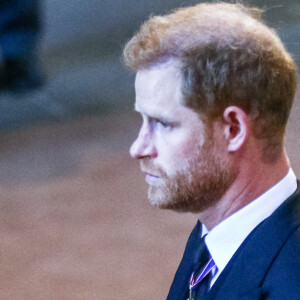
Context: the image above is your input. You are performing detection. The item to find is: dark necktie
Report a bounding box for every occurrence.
[166,222,214,300]
[188,236,216,300]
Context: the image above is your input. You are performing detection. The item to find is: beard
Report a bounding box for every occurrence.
[140,138,237,213]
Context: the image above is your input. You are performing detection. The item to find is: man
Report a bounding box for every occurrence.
[123,2,300,299]
[0,0,43,92]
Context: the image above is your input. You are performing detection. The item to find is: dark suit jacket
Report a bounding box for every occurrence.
[167,185,300,300]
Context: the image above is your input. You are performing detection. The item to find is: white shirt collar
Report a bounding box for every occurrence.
[202,168,297,285]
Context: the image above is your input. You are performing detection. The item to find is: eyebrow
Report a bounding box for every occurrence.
[134,104,175,123]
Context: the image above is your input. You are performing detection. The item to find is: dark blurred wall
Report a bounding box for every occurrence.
[43,0,300,65]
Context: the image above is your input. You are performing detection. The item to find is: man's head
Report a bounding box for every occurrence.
[130,60,237,212]
[123,2,298,213]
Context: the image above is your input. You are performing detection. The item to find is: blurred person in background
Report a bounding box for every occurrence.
[124,2,300,299]
[0,0,44,93]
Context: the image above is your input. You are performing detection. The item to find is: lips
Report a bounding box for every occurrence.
[145,173,161,186]
[140,161,163,184]
[140,167,160,178]
[145,172,159,178]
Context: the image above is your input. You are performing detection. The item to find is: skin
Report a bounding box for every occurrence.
[130,59,290,230]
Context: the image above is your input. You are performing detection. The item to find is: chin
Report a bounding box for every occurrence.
[147,187,202,213]
[147,180,231,214]
[148,187,165,207]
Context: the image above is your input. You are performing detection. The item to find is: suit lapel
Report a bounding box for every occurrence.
[238,287,263,300]
[207,187,300,299]
[166,221,202,300]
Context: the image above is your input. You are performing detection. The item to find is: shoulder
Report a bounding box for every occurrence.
[261,225,300,297]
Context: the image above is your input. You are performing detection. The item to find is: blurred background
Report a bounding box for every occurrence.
[0,0,299,299]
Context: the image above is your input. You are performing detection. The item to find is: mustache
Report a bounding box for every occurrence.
[140,160,165,177]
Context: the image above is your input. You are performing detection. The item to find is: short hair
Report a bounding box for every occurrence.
[123,2,298,162]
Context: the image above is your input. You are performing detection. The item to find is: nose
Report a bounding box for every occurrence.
[130,128,157,159]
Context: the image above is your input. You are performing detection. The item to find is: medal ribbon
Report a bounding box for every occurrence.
[189,258,216,290]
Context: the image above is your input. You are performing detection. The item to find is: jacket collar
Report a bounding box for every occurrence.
[207,185,300,299]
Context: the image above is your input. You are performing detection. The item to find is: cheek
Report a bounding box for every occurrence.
[154,127,205,172]
[157,140,197,175]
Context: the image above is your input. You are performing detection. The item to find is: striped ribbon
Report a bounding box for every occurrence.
[189,257,216,290]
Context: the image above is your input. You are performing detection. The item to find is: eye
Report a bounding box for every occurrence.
[154,119,170,129]
[160,121,169,128]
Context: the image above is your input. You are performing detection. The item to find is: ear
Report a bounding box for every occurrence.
[223,106,248,152]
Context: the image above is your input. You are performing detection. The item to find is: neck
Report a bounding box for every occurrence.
[196,151,290,230]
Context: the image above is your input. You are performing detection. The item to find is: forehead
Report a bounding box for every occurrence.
[135,61,181,96]
[134,61,188,116]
